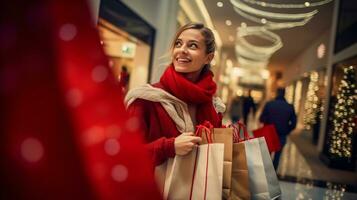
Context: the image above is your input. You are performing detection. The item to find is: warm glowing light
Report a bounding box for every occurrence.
[226,20,232,26]
[329,66,356,158]
[261,69,270,79]
[317,43,326,59]
[226,59,233,69]
[236,88,244,96]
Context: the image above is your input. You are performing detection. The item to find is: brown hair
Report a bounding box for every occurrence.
[170,22,216,54]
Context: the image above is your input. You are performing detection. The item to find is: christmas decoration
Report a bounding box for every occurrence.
[229,0,333,87]
[241,0,333,9]
[328,66,357,158]
[304,71,320,130]
[286,84,295,104]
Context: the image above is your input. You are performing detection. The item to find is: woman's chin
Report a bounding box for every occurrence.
[174,66,191,73]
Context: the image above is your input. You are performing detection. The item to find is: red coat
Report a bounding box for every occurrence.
[128,83,221,166]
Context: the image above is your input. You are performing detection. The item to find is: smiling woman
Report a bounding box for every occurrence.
[171,24,215,82]
[124,22,223,167]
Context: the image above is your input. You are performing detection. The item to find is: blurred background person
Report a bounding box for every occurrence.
[259,87,297,170]
[118,65,130,95]
[242,89,256,126]
[229,95,243,124]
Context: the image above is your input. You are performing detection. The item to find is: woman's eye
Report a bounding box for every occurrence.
[189,43,198,48]
[175,41,182,47]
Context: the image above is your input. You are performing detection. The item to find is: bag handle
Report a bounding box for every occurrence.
[195,121,213,143]
[229,121,251,142]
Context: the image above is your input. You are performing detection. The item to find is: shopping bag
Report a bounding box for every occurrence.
[253,124,281,153]
[228,122,252,200]
[155,160,173,196]
[163,125,224,200]
[233,122,281,200]
[200,121,233,191]
[257,138,281,199]
[230,142,251,200]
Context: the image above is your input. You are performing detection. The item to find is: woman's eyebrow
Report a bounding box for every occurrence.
[177,38,199,43]
[188,40,199,43]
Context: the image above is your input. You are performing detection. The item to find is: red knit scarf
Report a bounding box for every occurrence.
[160,65,220,127]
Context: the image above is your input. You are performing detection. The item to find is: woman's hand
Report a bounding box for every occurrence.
[174,132,202,156]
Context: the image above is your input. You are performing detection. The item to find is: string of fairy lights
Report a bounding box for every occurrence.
[229,0,333,85]
[241,0,333,9]
[303,71,320,130]
[329,66,356,158]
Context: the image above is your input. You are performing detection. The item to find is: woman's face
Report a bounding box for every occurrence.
[172,29,213,74]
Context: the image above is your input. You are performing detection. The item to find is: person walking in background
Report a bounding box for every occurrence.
[229,95,243,123]
[118,65,130,94]
[242,90,256,125]
[125,22,223,166]
[259,87,297,170]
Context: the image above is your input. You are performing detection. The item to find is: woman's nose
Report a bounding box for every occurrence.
[179,45,188,53]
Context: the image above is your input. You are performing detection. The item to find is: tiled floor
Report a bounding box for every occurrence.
[280,181,357,200]
[277,132,357,199]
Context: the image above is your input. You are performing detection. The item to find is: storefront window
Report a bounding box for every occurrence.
[99,0,155,92]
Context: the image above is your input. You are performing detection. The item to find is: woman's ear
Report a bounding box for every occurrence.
[205,53,214,64]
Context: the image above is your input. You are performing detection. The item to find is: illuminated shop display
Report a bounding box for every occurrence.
[329,66,356,158]
[303,71,320,130]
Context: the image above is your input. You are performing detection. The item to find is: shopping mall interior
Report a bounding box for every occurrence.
[1,0,356,199]
[94,0,357,199]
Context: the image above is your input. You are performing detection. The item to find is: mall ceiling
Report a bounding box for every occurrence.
[203,0,334,72]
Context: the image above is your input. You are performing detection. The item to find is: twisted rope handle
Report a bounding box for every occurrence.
[229,121,251,143]
[195,121,213,143]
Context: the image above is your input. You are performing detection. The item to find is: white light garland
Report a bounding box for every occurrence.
[235,44,271,62]
[238,56,268,68]
[233,7,314,30]
[237,26,283,54]
[229,0,333,87]
[241,0,333,9]
[235,26,282,69]
[230,0,318,20]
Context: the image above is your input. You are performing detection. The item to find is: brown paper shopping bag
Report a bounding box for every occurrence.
[230,143,251,200]
[224,122,251,200]
[233,122,281,200]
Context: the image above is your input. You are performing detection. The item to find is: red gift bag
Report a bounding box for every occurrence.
[253,124,281,153]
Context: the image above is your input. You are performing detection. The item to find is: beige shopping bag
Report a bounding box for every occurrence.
[163,143,224,200]
[200,125,233,191]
